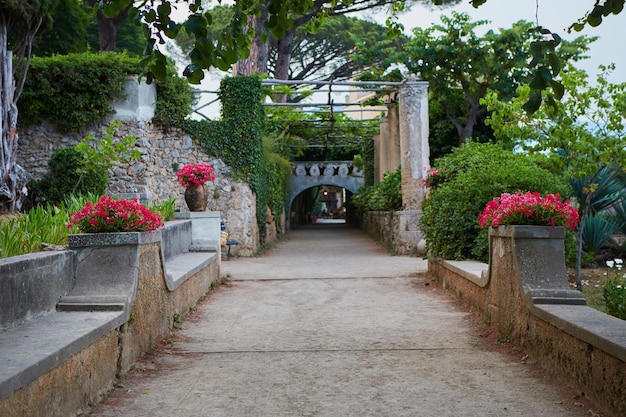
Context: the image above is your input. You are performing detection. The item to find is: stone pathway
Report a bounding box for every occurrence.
[85,223,593,417]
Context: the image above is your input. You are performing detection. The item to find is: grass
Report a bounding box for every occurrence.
[567,266,611,314]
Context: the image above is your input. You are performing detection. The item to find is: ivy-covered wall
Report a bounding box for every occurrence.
[183,76,281,237]
[20,52,192,132]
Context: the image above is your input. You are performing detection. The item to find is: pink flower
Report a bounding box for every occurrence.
[176,163,216,188]
[478,191,579,231]
[420,168,439,189]
[67,195,164,233]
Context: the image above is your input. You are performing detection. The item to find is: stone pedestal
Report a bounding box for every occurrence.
[174,211,221,254]
[487,225,585,340]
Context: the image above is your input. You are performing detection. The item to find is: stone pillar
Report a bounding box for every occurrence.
[398,81,429,210]
[375,118,386,183]
[387,102,401,173]
[113,75,156,121]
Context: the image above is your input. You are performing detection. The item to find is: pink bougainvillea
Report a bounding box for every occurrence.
[67,195,164,233]
[176,163,216,188]
[478,191,579,231]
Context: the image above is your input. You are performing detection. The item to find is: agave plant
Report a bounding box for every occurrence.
[581,213,624,263]
[569,164,626,290]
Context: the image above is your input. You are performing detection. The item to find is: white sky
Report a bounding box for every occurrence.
[191,0,624,118]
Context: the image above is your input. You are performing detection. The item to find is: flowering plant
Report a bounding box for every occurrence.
[67,195,164,233]
[420,168,440,189]
[176,163,216,188]
[603,258,626,320]
[478,191,579,231]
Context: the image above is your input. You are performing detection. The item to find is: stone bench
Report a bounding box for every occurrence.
[160,219,217,290]
[0,251,127,401]
[0,218,220,416]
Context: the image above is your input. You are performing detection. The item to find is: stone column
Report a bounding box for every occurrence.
[375,119,386,183]
[398,81,429,210]
[387,102,401,173]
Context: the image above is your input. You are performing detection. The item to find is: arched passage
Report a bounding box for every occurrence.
[288,161,363,212]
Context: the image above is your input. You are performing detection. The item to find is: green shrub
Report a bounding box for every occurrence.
[153,68,195,128]
[420,142,569,261]
[20,52,143,131]
[603,260,626,320]
[21,52,193,132]
[29,147,109,206]
[352,166,402,213]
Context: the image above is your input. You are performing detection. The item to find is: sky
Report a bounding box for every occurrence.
[190,0,624,119]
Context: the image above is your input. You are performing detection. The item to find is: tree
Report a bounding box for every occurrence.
[0,0,55,212]
[483,65,626,290]
[354,12,593,149]
[85,0,132,51]
[470,0,625,113]
[32,0,90,56]
[99,0,462,83]
[175,8,403,98]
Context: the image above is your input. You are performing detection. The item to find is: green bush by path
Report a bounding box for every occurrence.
[420,142,569,262]
[351,166,402,213]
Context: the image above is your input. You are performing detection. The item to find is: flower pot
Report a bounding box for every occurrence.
[184,184,208,212]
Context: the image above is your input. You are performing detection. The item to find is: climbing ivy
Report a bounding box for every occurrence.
[183,76,281,236]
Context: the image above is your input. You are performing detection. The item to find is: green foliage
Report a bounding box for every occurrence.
[153,67,194,128]
[183,76,280,236]
[263,135,292,224]
[28,121,140,206]
[603,263,626,320]
[21,52,192,132]
[484,66,626,179]
[75,120,141,173]
[0,194,99,258]
[20,52,143,131]
[28,147,108,206]
[351,166,402,213]
[148,198,176,222]
[361,137,376,187]
[581,213,623,256]
[420,142,568,261]
[32,0,90,56]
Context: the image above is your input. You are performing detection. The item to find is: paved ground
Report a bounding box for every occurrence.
[85,222,597,417]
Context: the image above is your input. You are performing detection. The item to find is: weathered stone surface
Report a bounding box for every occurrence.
[17,121,259,254]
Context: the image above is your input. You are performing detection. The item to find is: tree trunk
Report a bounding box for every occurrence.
[273,28,296,103]
[232,6,268,76]
[0,24,27,212]
[86,0,128,52]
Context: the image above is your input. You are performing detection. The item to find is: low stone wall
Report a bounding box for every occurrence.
[17,121,260,256]
[428,225,626,417]
[360,210,423,255]
[0,219,221,417]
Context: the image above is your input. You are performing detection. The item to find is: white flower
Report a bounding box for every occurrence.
[607,260,615,268]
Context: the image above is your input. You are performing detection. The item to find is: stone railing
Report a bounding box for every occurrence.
[0,215,221,417]
[292,160,362,179]
[428,225,626,417]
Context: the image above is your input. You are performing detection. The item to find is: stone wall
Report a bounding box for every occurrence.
[428,226,626,417]
[17,121,261,255]
[360,210,424,256]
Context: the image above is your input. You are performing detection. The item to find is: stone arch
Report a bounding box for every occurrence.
[288,161,364,212]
